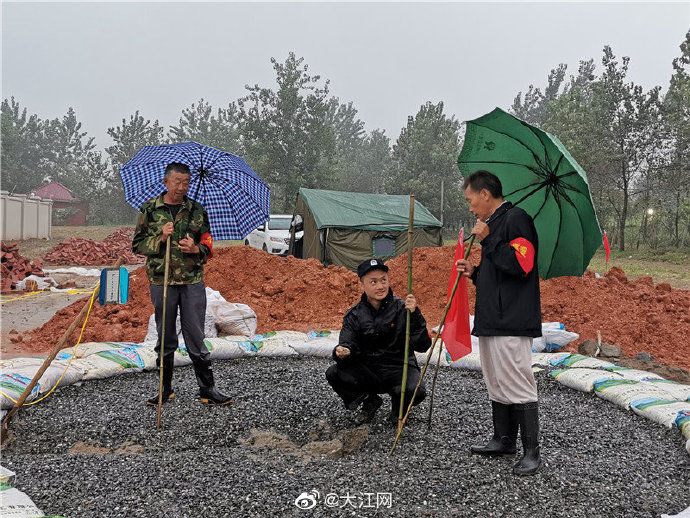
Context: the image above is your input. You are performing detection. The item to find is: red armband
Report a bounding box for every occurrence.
[200,232,213,258]
[509,237,534,275]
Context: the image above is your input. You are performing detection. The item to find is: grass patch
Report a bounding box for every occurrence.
[215,240,244,248]
[587,249,690,289]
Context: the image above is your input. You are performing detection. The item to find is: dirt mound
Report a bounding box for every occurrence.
[204,247,361,331]
[388,246,690,371]
[42,227,144,265]
[21,245,690,371]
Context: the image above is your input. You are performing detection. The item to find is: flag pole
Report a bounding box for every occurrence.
[426,234,475,428]
[389,234,475,455]
[396,195,415,436]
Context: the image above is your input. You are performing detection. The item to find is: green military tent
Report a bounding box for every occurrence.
[289,188,443,271]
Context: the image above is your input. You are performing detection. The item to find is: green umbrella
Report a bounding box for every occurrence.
[458,107,603,279]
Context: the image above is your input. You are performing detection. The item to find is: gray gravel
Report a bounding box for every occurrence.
[2,357,689,518]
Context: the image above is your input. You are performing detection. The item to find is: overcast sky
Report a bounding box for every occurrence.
[2,1,689,150]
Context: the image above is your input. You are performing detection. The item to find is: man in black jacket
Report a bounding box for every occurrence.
[326,258,432,425]
[455,170,542,476]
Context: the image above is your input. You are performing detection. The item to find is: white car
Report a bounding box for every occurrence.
[245,214,295,255]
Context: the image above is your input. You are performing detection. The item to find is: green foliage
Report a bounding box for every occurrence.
[101,111,166,224]
[387,101,464,226]
[238,53,337,211]
[514,39,687,250]
[1,97,47,193]
[168,98,243,155]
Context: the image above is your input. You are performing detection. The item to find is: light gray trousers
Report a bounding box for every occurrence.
[478,336,538,404]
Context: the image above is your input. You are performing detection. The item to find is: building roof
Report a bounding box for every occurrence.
[299,188,442,231]
[31,181,78,202]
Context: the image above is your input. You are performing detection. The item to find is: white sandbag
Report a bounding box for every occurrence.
[531,352,571,367]
[75,346,148,381]
[450,351,482,371]
[205,337,249,360]
[601,366,663,382]
[639,378,690,401]
[630,398,690,428]
[288,331,339,357]
[549,353,616,370]
[253,332,301,357]
[593,378,677,409]
[131,345,158,370]
[0,466,15,485]
[211,302,257,337]
[14,274,57,291]
[551,368,620,393]
[540,322,579,352]
[675,410,690,439]
[0,485,44,517]
[143,287,220,346]
[60,341,131,359]
[0,357,85,409]
[661,505,690,518]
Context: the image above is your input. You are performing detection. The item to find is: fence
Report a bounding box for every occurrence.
[0,191,52,240]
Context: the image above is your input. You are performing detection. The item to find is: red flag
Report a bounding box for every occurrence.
[603,232,611,263]
[441,230,472,361]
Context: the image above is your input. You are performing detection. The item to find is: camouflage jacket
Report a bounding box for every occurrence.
[132,194,213,285]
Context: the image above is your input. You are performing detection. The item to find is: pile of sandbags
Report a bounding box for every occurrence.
[0,242,45,293]
[42,227,144,266]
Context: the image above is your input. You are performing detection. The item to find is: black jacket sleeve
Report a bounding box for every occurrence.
[332,310,359,363]
[410,308,432,353]
[481,212,537,278]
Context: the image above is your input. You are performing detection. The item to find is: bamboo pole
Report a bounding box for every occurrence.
[426,234,475,428]
[156,236,172,430]
[390,234,475,455]
[1,258,125,443]
[396,195,415,436]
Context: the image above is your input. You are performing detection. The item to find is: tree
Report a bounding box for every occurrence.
[326,99,367,191]
[543,48,663,251]
[387,101,462,226]
[511,64,567,126]
[659,30,690,246]
[103,111,165,223]
[42,107,98,195]
[1,97,50,193]
[168,98,243,154]
[238,53,336,211]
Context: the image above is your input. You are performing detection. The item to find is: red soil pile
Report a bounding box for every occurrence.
[20,245,690,371]
[388,247,690,371]
[42,227,144,265]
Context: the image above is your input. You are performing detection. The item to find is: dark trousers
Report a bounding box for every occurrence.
[326,358,426,412]
[150,281,213,389]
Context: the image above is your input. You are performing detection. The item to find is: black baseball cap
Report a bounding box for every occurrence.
[357,258,389,278]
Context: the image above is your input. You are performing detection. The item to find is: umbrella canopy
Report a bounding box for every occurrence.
[120,142,270,240]
[458,107,602,279]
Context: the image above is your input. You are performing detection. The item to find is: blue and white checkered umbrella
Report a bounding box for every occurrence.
[120,141,270,240]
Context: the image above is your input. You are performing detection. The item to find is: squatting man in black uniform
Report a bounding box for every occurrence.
[326,258,432,425]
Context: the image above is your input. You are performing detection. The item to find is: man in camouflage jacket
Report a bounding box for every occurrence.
[132,162,231,406]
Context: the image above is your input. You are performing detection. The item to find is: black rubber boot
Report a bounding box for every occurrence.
[355,394,383,425]
[513,401,542,475]
[470,401,518,456]
[146,354,175,406]
[344,392,368,411]
[195,365,233,406]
